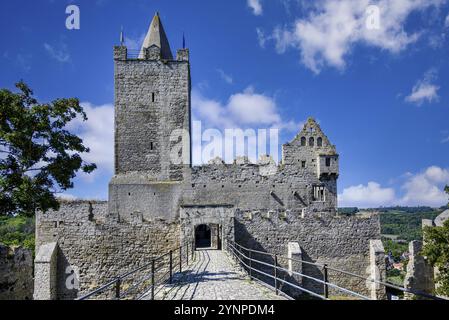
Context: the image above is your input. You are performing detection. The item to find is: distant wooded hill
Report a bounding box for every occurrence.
[339,206,446,242]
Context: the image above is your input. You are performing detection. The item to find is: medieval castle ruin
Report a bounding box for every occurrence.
[33,13,387,300]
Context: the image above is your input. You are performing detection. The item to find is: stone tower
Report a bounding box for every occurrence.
[113,12,191,181]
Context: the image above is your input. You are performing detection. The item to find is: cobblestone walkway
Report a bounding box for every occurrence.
[151,249,286,300]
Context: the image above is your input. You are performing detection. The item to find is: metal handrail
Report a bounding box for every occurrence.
[232,241,324,267]
[226,240,445,301]
[77,241,193,300]
[227,242,326,300]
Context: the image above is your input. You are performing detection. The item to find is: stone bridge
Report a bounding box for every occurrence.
[143,249,286,300]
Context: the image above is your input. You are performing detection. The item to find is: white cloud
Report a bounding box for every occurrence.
[262,0,445,73]
[43,42,71,63]
[445,13,449,27]
[67,103,114,180]
[217,69,233,84]
[192,87,302,164]
[256,28,267,48]
[339,166,449,208]
[405,69,440,105]
[338,182,396,208]
[248,0,263,16]
[56,193,78,201]
[398,166,449,206]
[192,87,299,130]
[228,87,281,125]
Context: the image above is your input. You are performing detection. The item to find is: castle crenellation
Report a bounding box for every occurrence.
[33,12,385,300]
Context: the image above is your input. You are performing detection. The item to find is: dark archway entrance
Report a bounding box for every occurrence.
[195,224,211,248]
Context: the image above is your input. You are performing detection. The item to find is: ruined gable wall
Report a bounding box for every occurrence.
[184,161,337,215]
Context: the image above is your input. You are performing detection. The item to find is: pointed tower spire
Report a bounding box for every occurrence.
[139,12,173,59]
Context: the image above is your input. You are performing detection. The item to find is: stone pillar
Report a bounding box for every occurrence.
[287,242,303,297]
[404,240,435,299]
[33,242,58,300]
[113,46,127,60]
[369,240,387,300]
[287,242,302,277]
[176,48,189,61]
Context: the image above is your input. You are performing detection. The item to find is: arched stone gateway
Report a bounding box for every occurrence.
[180,205,235,251]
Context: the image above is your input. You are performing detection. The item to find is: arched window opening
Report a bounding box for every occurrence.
[309,137,315,147]
[317,137,323,147]
[301,137,306,146]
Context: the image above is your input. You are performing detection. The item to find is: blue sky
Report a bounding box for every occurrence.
[1,0,449,207]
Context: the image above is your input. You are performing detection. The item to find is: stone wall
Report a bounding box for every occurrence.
[180,205,235,248]
[403,210,449,299]
[404,241,434,299]
[233,210,383,298]
[35,201,383,299]
[0,244,33,300]
[35,201,180,299]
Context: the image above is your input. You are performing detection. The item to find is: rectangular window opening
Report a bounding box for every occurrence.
[313,186,326,202]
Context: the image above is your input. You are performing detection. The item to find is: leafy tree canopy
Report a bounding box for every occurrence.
[422,186,449,296]
[0,81,96,216]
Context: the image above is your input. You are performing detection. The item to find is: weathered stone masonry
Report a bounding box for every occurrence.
[34,12,385,299]
[0,244,33,300]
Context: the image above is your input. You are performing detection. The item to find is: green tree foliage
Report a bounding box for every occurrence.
[422,219,449,296]
[422,187,449,296]
[383,239,408,262]
[0,215,35,255]
[0,81,96,216]
[338,207,359,215]
[380,210,440,241]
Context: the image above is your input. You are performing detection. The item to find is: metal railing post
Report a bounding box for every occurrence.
[179,246,182,273]
[274,255,278,295]
[115,277,121,300]
[323,264,329,299]
[249,250,252,279]
[238,244,244,269]
[169,250,173,284]
[151,259,155,300]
